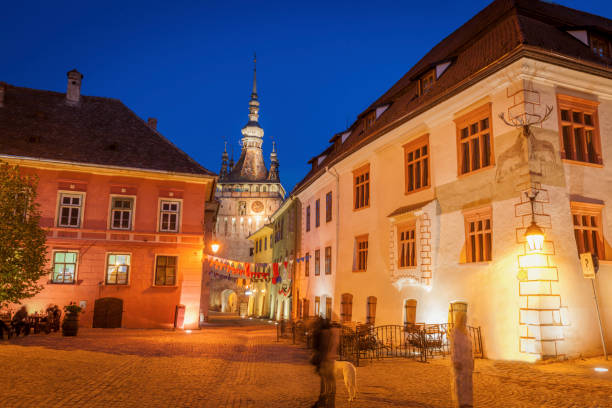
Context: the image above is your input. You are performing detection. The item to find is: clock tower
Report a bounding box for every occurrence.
[209,55,285,313]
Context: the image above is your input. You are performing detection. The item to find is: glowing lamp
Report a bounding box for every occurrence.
[210,242,220,254]
[595,367,609,372]
[245,290,253,296]
[185,330,192,334]
[525,222,545,252]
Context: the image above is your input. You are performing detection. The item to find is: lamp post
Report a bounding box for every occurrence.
[202,241,220,325]
[524,190,545,252]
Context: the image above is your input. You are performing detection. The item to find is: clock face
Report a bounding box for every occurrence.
[251,201,264,213]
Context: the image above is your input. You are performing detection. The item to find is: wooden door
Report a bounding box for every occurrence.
[341,293,353,323]
[93,297,123,328]
[405,299,417,326]
[366,296,377,325]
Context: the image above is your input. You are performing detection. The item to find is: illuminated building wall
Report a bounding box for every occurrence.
[293,58,612,361]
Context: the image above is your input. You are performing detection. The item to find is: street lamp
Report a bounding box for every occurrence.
[524,190,545,252]
[211,242,220,254]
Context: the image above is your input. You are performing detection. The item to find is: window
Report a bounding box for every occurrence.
[366,296,377,325]
[364,111,376,130]
[314,296,320,316]
[355,235,368,272]
[315,249,320,276]
[404,299,417,326]
[315,199,320,228]
[404,135,430,193]
[155,255,177,286]
[464,207,492,262]
[264,236,267,250]
[455,104,494,176]
[305,252,310,277]
[159,200,180,232]
[340,293,353,323]
[325,246,332,275]
[58,193,83,228]
[398,223,416,268]
[571,202,604,259]
[106,254,130,285]
[239,201,247,216]
[52,251,77,283]
[325,191,332,223]
[306,205,311,232]
[353,164,370,210]
[110,197,133,230]
[325,297,332,320]
[591,33,610,58]
[557,95,601,165]
[419,70,435,96]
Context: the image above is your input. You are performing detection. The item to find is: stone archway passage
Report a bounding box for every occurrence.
[93,297,123,328]
[221,289,238,313]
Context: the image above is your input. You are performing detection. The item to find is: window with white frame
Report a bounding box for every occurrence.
[111,197,134,230]
[52,251,78,283]
[159,200,180,232]
[58,193,83,227]
[106,254,130,285]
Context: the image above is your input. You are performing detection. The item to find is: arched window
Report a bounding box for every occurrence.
[263,186,268,192]
[340,293,353,323]
[254,185,259,192]
[404,299,417,327]
[366,296,377,326]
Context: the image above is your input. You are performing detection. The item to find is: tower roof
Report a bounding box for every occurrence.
[222,54,271,183]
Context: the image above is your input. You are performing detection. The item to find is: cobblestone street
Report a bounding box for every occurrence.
[1,317,612,408]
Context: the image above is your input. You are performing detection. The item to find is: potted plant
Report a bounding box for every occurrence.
[62,302,82,337]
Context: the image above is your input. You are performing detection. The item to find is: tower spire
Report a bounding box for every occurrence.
[219,141,229,179]
[252,53,257,99]
[268,140,280,181]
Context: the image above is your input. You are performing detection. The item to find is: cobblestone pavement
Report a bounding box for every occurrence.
[1,319,612,408]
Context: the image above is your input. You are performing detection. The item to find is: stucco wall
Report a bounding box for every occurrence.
[16,164,210,329]
[295,58,612,361]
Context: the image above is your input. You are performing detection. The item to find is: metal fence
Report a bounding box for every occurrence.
[276,319,483,367]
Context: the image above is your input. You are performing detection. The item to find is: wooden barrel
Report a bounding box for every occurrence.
[61,313,79,336]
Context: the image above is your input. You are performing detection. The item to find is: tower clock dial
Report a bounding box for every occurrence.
[251,200,264,213]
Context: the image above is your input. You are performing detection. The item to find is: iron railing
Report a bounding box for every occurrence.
[276,320,483,366]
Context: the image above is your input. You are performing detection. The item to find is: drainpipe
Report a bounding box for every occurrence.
[325,166,340,276]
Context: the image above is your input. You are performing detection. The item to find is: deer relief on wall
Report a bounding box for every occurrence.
[496,84,556,182]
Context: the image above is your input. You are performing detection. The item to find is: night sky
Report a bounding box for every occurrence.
[2,0,610,191]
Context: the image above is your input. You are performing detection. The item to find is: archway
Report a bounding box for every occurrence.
[221,289,238,313]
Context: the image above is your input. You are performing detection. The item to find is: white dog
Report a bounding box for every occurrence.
[334,360,358,401]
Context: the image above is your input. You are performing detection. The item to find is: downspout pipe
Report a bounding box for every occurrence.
[325,166,340,275]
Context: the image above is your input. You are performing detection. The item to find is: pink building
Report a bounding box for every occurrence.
[0,71,217,329]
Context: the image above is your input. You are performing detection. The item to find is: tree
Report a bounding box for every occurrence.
[0,161,48,307]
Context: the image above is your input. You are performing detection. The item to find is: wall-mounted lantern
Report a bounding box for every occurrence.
[524,191,545,252]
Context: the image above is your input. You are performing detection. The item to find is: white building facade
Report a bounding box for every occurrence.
[293,0,612,361]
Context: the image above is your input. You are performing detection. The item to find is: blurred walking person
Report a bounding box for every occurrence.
[449,309,474,408]
[311,318,340,407]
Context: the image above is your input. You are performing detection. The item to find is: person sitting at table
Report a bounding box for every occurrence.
[11,306,29,336]
[0,319,10,339]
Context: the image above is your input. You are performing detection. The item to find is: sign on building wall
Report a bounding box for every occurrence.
[580,252,595,279]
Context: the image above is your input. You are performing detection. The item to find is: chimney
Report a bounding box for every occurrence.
[147,117,158,130]
[0,82,5,107]
[66,69,83,104]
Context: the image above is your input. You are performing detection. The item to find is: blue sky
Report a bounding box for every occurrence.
[1,0,610,191]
